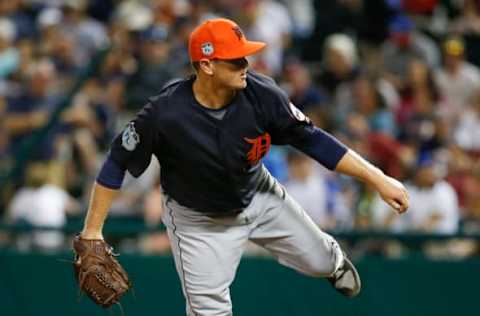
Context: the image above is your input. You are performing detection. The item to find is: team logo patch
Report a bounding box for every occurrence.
[122,122,140,151]
[244,133,271,165]
[201,42,214,56]
[289,102,310,123]
[232,26,244,40]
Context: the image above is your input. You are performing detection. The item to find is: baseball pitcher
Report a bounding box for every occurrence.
[75,18,409,315]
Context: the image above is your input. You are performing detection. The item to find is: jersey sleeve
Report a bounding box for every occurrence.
[109,102,159,177]
[266,85,348,170]
[267,89,313,144]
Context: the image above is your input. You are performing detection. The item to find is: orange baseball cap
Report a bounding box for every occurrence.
[189,18,266,62]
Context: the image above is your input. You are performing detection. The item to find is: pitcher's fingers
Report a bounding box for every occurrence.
[390,199,407,214]
[402,189,409,202]
[390,200,401,211]
[396,198,408,213]
[399,192,409,211]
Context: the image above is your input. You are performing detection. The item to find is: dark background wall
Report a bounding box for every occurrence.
[0,251,478,316]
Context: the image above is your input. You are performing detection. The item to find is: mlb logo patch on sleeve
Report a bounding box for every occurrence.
[289,102,310,123]
[122,122,140,151]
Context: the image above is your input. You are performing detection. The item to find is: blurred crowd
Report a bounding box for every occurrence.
[1,0,480,256]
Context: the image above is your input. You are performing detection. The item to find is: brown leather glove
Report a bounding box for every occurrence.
[73,235,132,308]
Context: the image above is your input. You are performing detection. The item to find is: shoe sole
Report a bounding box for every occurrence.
[328,257,362,298]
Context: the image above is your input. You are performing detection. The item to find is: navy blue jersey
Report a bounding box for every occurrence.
[108,71,347,213]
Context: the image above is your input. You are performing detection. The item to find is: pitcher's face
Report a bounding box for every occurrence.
[211,57,249,89]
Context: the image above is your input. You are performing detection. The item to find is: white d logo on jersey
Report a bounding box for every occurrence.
[289,102,309,123]
[122,122,140,151]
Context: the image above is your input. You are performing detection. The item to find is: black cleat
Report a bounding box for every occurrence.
[327,256,361,297]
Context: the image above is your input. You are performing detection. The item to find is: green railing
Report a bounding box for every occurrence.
[1,215,479,242]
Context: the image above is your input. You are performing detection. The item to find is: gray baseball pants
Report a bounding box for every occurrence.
[161,177,344,316]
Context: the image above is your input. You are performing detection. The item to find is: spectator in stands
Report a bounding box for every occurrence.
[0,18,20,79]
[454,88,480,152]
[435,37,480,125]
[398,58,440,123]
[397,58,447,157]
[373,158,459,234]
[349,75,397,137]
[281,59,328,127]
[282,0,315,39]
[317,33,359,99]
[237,0,293,76]
[5,56,100,184]
[283,60,326,111]
[341,105,416,180]
[113,0,153,33]
[381,14,440,91]
[4,59,57,160]
[284,150,352,230]
[407,159,459,234]
[37,7,79,90]
[449,0,480,35]
[150,0,184,33]
[0,0,35,40]
[168,17,197,77]
[59,0,109,66]
[126,26,177,109]
[61,81,108,177]
[6,162,79,251]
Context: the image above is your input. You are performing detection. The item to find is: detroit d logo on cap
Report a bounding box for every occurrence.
[201,42,214,56]
[232,26,244,40]
[122,122,140,151]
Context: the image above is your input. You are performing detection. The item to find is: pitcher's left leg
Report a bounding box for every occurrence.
[249,185,361,297]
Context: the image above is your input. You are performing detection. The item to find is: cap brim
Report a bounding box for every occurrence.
[221,41,266,60]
